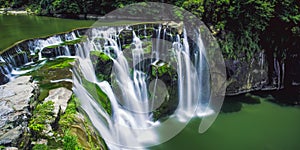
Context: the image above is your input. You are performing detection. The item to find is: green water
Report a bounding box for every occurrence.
[0,15,94,51]
[152,99,300,150]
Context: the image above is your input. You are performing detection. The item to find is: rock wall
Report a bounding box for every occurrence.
[225,51,270,95]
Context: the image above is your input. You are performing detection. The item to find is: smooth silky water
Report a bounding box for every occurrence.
[71,24,214,149]
[1,15,300,150]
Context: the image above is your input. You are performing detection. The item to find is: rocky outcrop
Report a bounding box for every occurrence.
[0,76,38,148]
[70,113,107,150]
[149,60,178,120]
[90,51,113,82]
[44,87,72,118]
[43,87,72,134]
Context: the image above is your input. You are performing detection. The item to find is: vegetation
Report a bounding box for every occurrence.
[59,95,78,130]
[90,51,110,62]
[63,131,83,150]
[29,101,55,137]
[82,78,112,115]
[45,37,86,49]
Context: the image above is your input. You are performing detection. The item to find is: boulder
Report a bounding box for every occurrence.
[44,87,72,118]
[0,126,22,146]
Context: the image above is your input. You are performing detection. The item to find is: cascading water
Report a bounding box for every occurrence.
[72,23,213,149]
[0,31,80,80]
[0,20,217,149]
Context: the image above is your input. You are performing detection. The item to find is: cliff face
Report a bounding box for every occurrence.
[225,51,269,95]
[225,46,300,103]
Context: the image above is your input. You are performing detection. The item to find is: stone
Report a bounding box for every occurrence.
[36,139,48,145]
[0,76,38,147]
[0,126,22,145]
[90,51,113,82]
[44,87,72,117]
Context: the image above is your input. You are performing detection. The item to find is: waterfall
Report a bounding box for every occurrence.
[0,31,81,82]
[0,22,215,148]
[72,24,212,148]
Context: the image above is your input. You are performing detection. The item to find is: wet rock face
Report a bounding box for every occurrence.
[42,87,72,134]
[225,52,269,95]
[0,72,9,85]
[0,76,38,148]
[90,51,113,82]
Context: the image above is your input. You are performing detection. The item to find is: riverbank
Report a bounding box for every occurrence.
[0,8,29,15]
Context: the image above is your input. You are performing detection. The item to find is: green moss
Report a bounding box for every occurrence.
[29,101,54,136]
[143,41,152,54]
[82,79,112,116]
[49,58,74,69]
[59,95,78,131]
[24,58,74,101]
[122,44,131,50]
[45,36,87,50]
[0,62,5,67]
[90,51,110,61]
[151,62,171,77]
[62,38,81,46]
[45,45,60,49]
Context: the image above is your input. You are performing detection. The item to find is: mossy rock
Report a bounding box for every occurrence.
[119,30,133,45]
[148,60,178,120]
[90,51,113,83]
[82,79,112,116]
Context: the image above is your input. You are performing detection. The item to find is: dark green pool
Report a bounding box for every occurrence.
[152,99,300,150]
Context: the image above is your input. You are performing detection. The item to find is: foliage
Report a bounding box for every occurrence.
[29,101,54,135]
[59,94,78,130]
[90,51,111,61]
[63,131,83,150]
